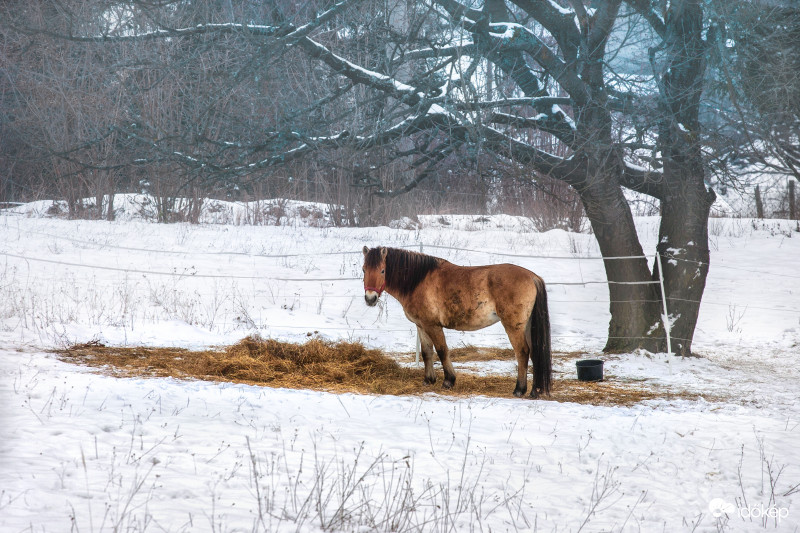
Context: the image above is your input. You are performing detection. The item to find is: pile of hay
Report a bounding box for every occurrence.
[58,337,703,406]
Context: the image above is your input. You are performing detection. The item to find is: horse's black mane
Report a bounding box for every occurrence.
[364,247,443,296]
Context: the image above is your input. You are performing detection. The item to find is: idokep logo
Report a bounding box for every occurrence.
[708,498,736,518]
[708,498,790,523]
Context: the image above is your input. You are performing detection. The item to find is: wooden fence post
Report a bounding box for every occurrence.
[755,185,764,219]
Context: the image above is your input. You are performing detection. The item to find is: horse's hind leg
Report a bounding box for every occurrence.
[417,327,437,385]
[424,326,456,389]
[502,322,530,397]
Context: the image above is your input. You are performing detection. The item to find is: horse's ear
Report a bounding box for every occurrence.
[380,247,388,259]
[362,246,369,257]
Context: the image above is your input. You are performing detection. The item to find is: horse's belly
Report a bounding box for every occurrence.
[443,305,500,331]
[453,314,500,331]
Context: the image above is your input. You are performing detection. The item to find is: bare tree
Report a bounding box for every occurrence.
[705,0,800,197]
[275,0,715,354]
[8,0,781,354]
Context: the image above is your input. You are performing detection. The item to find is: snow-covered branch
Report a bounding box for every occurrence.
[458,97,572,110]
[238,107,460,175]
[510,0,581,61]
[279,0,358,44]
[490,111,553,128]
[12,0,358,45]
[482,127,570,179]
[403,44,478,60]
[12,22,284,43]
[431,1,583,146]
[489,112,575,144]
[485,22,589,105]
[620,160,664,200]
[350,108,459,150]
[297,37,424,106]
[234,131,353,173]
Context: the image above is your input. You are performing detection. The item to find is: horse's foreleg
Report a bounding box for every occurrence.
[417,327,437,385]
[425,326,456,389]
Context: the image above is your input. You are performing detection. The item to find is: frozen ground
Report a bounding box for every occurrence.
[1,198,798,532]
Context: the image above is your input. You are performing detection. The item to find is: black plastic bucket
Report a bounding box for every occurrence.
[576,359,604,382]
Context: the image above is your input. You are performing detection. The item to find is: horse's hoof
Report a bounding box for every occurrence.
[529,389,540,399]
[442,380,454,390]
[424,377,436,385]
[513,382,526,397]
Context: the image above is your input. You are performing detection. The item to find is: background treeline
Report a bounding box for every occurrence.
[0,0,797,225]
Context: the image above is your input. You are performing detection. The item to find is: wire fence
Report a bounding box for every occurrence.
[3,245,798,304]
[7,226,364,258]
[2,239,798,310]
[9,222,799,278]
[1,228,798,360]
[0,252,361,281]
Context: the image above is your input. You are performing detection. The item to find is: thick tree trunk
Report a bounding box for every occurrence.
[652,0,714,356]
[574,160,662,353]
[656,174,714,356]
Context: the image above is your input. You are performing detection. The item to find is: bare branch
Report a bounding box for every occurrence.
[511,0,581,62]
[485,22,589,104]
[11,21,285,43]
[489,111,572,141]
[296,36,424,106]
[459,96,573,109]
[482,127,570,179]
[624,0,666,39]
[372,143,460,198]
[403,43,478,60]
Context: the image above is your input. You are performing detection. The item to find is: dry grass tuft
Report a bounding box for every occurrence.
[58,337,708,407]
[449,345,515,361]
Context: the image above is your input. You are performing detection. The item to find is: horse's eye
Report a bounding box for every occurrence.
[381,270,385,274]
[362,267,365,272]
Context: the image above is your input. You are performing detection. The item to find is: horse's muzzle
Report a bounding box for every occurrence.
[364,291,379,306]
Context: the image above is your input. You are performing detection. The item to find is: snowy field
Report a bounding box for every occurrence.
[1,197,799,532]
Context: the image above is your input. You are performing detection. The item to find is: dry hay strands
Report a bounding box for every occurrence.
[58,336,420,395]
[57,337,707,406]
[435,346,588,363]
[448,345,515,362]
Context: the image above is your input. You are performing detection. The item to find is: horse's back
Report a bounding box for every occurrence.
[435,262,540,298]
[420,262,540,331]
[485,262,539,287]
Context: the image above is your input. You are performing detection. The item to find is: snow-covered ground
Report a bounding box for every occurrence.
[1,198,798,532]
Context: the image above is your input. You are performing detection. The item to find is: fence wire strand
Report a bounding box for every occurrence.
[2,233,798,346]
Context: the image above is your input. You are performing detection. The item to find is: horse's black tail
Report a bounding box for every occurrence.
[526,276,552,396]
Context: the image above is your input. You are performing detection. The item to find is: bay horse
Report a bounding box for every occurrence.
[362,246,551,398]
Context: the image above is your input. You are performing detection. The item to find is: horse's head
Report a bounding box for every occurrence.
[361,246,387,306]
